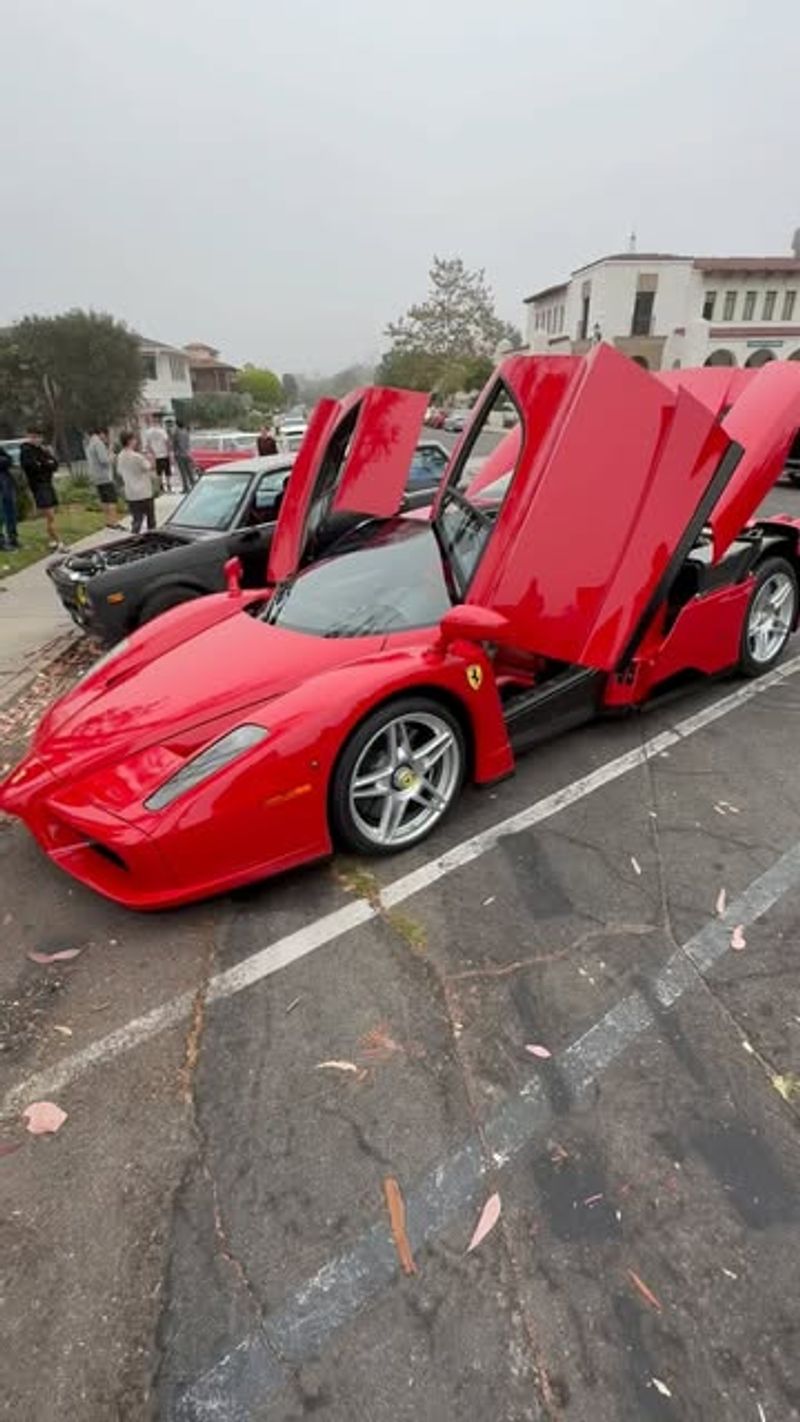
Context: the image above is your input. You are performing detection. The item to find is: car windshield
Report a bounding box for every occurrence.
[261,519,452,637]
[168,471,251,529]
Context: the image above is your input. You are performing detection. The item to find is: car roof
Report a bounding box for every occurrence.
[204,453,296,476]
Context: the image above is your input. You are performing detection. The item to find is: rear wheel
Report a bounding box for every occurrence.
[738,557,798,676]
[331,697,465,855]
[139,585,202,627]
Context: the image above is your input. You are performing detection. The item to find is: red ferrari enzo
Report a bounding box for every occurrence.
[3,347,800,909]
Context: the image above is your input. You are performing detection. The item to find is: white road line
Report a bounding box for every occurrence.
[3,652,799,1119]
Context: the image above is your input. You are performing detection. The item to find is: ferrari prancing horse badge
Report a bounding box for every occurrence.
[466,664,483,691]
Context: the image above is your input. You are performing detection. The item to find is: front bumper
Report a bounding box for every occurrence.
[47,562,98,632]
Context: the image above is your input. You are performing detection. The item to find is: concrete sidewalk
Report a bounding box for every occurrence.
[0,493,182,705]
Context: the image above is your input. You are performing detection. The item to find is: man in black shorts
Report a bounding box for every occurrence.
[19,429,64,550]
[85,428,124,529]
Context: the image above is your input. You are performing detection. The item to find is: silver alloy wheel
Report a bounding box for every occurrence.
[746,570,796,665]
[347,710,461,849]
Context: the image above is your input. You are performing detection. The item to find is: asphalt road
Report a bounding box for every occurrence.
[1,482,800,1421]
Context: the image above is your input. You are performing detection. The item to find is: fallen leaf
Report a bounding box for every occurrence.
[721,1267,738,1280]
[626,1268,663,1312]
[525,1044,552,1060]
[383,1176,416,1275]
[771,1073,800,1103]
[583,1193,604,1207]
[651,1377,672,1398]
[757,1403,767,1422]
[715,887,727,917]
[713,803,727,816]
[630,856,642,876]
[742,1039,754,1055]
[0,1141,23,1159]
[284,996,302,1015]
[482,895,496,906]
[27,947,83,965]
[730,924,746,952]
[467,1192,502,1252]
[315,1060,361,1074]
[359,1024,402,1062]
[22,1101,68,1135]
[52,1025,73,1037]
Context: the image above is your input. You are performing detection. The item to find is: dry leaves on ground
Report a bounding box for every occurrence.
[467,1192,502,1252]
[383,1176,417,1275]
[22,1101,68,1135]
[626,1268,663,1312]
[730,924,747,952]
[27,947,83,965]
[525,1044,552,1059]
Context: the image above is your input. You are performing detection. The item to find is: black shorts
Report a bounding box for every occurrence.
[31,480,58,510]
[95,482,117,504]
[155,456,170,477]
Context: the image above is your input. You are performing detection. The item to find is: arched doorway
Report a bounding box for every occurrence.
[631,355,649,370]
[744,348,776,368]
[704,349,735,367]
[789,349,800,361]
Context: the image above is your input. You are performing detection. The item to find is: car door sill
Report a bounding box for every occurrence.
[503,665,605,754]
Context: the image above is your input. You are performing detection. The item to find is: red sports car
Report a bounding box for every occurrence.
[3,349,800,910]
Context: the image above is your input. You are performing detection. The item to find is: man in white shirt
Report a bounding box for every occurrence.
[143,414,172,493]
[117,432,156,533]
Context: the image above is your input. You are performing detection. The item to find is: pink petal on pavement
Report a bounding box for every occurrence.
[715,888,727,917]
[525,1044,552,1059]
[27,948,83,965]
[730,925,747,952]
[467,1192,502,1252]
[22,1102,68,1135]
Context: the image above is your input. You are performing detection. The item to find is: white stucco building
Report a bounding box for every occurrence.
[524,249,800,371]
[137,336,193,417]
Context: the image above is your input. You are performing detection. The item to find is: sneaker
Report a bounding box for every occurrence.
[105,522,126,531]
[49,540,68,552]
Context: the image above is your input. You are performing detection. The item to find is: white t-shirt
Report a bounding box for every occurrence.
[144,425,169,459]
[117,449,154,501]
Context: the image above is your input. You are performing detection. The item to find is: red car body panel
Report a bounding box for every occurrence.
[267,387,428,583]
[459,347,730,670]
[3,349,800,910]
[190,441,257,472]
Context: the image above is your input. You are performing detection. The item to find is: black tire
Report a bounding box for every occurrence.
[738,556,798,676]
[138,585,202,627]
[330,695,466,856]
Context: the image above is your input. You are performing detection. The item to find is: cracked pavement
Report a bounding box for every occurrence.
[1,486,800,1420]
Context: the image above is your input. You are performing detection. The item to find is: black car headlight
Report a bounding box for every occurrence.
[145,725,269,811]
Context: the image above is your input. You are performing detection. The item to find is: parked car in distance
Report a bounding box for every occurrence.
[0,437,24,467]
[443,408,472,432]
[188,431,258,471]
[276,418,309,453]
[47,440,450,643]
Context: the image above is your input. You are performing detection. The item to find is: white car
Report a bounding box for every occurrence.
[276,419,308,454]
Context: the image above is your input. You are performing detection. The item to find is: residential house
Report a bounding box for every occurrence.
[137,336,193,417]
[184,342,239,395]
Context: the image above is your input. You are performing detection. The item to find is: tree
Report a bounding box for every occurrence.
[235,365,283,409]
[374,348,444,392]
[12,310,143,449]
[295,364,375,404]
[385,256,522,363]
[281,373,299,407]
[174,392,254,429]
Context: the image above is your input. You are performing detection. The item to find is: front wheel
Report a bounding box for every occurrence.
[738,557,798,676]
[330,697,465,855]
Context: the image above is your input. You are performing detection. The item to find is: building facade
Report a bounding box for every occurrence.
[184,342,239,395]
[524,250,800,370]
[137,337,193,417]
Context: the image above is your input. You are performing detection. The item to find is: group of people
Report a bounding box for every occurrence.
[0,430,63,551]
[85,415,198,536]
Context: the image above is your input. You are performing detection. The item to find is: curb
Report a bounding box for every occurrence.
[0,628,82,715]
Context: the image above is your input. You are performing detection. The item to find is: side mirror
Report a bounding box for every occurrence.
[438,603,512,649]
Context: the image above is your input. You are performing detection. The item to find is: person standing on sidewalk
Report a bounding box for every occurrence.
[117,432,156,533]
[0,444,20,550]
[143,413,172,493]
[85,428,124,530]
[19,429,64,550]
[171,419,196,494]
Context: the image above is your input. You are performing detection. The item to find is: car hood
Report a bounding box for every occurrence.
[24,596,384,787]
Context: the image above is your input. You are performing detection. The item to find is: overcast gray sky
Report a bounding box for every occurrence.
[1,0,798,373]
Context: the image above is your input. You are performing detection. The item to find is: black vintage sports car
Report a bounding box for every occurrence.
[48,441,450,643]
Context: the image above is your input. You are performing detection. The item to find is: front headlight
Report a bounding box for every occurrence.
[144,724,269,811]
